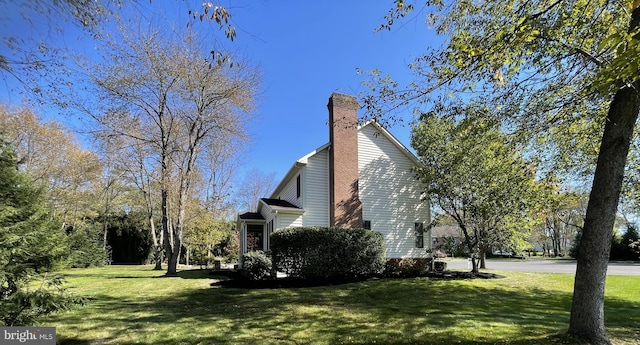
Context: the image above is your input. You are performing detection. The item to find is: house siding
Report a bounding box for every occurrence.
[302,148,330,227]
[275,173,302,208]
[358,124,431,258]
[277,213,304,229]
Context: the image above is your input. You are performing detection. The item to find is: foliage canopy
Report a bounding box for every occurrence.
[412,110,539,271]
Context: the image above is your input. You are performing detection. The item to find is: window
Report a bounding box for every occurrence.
[296,175,301,198]
[415,223,424,248]
[363,220,371,230]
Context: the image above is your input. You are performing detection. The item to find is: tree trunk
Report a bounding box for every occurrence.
[149,214,163,270]
[162,189,178,275]
[166,246,180,276]
[568,9,640,340]
[471,257,479,273]
[165,218,182,276]
[153,248,163,270]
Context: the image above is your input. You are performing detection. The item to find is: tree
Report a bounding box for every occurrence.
[534,187,585,257]
[183,208,233,268]
[412,110,539,272]
[609,223,640,260]
[0,140,80,326]
[235,169,278,212]
[0,104,103,228]
[62,25,258,276]
[365,2,639,343]
[102,211,153,265]
[197,132,245,220]
[1,1,235,91]
[97,131,165,270]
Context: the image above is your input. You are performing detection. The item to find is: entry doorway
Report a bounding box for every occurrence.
[246,224,264,252]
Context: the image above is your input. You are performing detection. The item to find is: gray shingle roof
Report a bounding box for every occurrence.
[260,198,301,209]
[238,212,265,220]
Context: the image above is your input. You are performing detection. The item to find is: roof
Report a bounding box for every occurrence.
[260,198,301,209]
[238,212,265,220]
[258,198,305,215]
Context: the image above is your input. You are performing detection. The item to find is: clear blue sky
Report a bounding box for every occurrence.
[0,1,439,183]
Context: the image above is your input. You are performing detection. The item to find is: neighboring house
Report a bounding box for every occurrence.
[431,225,465,257]
[237,93,431,260]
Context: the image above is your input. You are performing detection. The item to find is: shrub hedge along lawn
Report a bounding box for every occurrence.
[270,227,386,280]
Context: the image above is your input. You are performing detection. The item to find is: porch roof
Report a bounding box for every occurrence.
[238,212,265,221]
[261,198,301,209]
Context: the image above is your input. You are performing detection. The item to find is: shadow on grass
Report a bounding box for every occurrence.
[155,268,213,280]
[61,268,214,280]
[54,276,639,345]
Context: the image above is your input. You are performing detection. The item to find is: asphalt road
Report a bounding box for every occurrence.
[445,258,640,276]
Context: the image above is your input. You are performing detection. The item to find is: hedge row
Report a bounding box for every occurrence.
[383,258,431,277]
[270,227,385,280]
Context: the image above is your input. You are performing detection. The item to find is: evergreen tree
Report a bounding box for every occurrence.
[0,140,81,326]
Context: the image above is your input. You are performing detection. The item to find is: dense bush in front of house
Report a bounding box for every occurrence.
[240,251,272,281]
[383,258,431,277]
[270,227,385,280]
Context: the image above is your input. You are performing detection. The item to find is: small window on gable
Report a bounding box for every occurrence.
[415,222,424,248]
[296,174,301,198]
[363,220,371,230]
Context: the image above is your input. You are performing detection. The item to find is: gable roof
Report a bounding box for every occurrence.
[261,198,301,209]
[258,198,305,215]
[270,121,422,198]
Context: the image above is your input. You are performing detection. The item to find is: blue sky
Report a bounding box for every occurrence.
[0,1,439,182]
[227,1,436,180]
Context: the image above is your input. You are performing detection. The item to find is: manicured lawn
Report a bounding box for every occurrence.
[40,265,640,344]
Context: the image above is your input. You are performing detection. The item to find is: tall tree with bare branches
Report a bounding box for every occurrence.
[52,24,259,275]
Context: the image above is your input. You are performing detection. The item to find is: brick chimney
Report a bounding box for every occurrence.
[328,93,363,228]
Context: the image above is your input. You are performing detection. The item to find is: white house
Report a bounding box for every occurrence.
[237,93,431,259]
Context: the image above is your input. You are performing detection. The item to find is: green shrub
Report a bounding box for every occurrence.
[240,251,272,281]
[270,227,385,280]
[67,225,106,268]
[384,258,431,277]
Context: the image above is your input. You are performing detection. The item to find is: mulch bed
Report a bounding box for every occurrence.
[209,270,506,289]
[426,270,506,280]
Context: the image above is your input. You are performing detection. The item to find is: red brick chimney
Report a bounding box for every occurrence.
[328,93,363,228]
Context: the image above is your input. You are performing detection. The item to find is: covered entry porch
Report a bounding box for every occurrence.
[237,213,268,257]
[236,198,305,258]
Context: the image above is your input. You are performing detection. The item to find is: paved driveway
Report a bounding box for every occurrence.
[445,258,640,276]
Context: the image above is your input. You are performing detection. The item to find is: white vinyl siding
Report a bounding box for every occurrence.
[277,213,304,229]
[275,174,302,208]
[358,124,431,259]
[302,148,330,227]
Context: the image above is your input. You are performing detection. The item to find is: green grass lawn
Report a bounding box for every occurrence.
[39,265,640,345]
